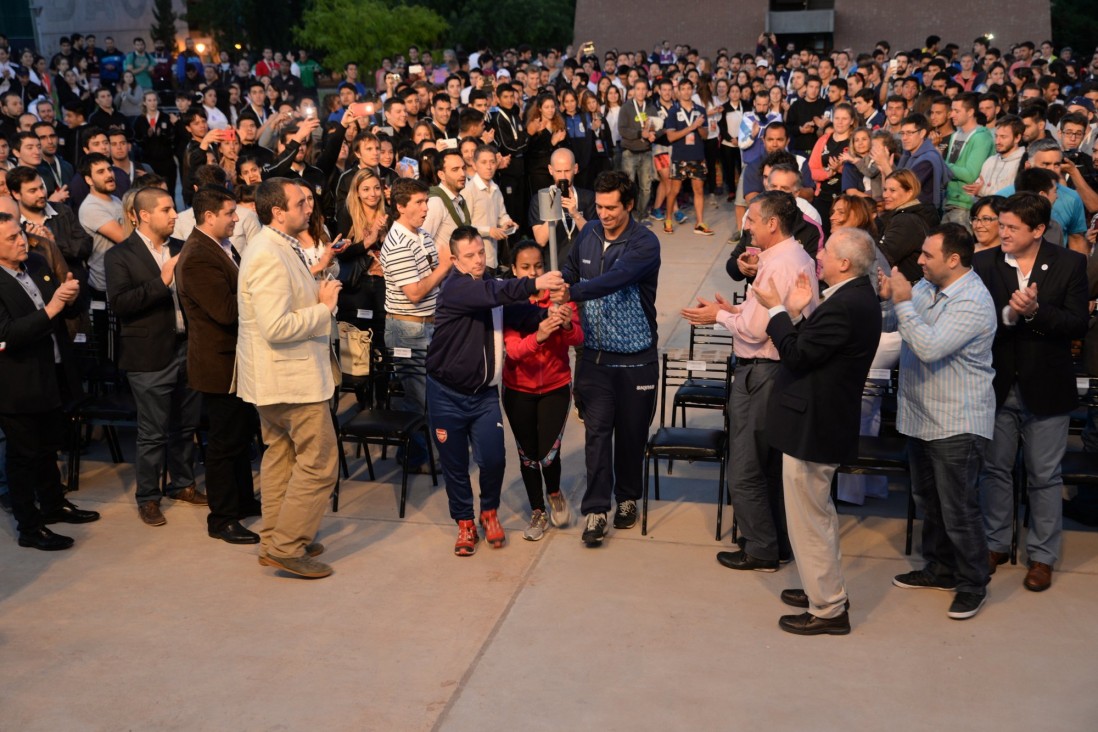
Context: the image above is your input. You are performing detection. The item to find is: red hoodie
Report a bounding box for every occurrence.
[503,290,584,394]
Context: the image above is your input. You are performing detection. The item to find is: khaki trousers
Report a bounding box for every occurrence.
[783,454,847,619]
[256,401,338,559]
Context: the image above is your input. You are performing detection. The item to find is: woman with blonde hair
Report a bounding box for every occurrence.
[336,167,390,367]
[877,169,940,282]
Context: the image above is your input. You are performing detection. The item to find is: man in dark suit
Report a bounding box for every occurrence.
[176,186,260,545]
[974,192,1089,593]
[752,227,883,635]
[105,187,206,527]
[0,208,99,550]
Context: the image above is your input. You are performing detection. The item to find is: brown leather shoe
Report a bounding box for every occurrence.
[1024,561,1052,592]
[169,486,209,506]
[988,550,1010,575]
[138,501,166,526]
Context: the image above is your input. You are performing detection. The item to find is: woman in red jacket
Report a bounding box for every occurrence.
[502,241,584,541]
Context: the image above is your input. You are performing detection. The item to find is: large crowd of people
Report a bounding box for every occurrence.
[1,28,1098,634]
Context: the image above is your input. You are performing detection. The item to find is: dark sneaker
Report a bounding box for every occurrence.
[673,209,688,224]
[892,569,959,591]
[582,513,607,546]
[650,208,666,221]
[613,500,638,529]
[138,501,167,526]
[947,591,987,620]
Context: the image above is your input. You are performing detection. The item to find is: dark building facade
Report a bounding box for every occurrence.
[574,0,1051,59]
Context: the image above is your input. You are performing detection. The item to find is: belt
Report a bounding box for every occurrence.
[736,357,778,366]
[387,313,434,323]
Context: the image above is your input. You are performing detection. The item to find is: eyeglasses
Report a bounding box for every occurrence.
[1061,129,1085,139]
[898,130,921,137]
[971,216,998,225]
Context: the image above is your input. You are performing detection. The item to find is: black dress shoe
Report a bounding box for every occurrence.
[780,588,851,611]
[716,550,779,572]
[778,611,851,636]
[209,521,261,544]
[18,526,75,551]
[42,502,101,524]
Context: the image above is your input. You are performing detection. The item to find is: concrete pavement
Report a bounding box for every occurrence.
[2,201,1097,731]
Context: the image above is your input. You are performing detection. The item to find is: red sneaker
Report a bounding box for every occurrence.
[479,509,505,548]
[454,519,479,557]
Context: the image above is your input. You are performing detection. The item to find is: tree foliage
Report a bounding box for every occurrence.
[1051,0,1098,59]
[295,0,449,71]
[409,0,575,52]
[151,0,180,48]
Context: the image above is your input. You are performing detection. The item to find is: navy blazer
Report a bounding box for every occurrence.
[104,232,184,372]
[0,253,82,413]
[765,275,882,464]
[972,241,1088,416]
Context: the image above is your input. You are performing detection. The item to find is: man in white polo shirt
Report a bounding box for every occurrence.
[380,177,453,471]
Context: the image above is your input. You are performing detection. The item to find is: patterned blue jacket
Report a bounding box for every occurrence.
[563,218,660,366]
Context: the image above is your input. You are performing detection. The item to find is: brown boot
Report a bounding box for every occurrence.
[988,550,1010,575]
[1023,561,1052,592]
[138,501,166,526]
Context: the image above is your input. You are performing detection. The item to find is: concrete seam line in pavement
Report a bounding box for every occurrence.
[429,529,557,730]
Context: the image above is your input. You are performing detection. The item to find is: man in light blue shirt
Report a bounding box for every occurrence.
[879,223,997,620]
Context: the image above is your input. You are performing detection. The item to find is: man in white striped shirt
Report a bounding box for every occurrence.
[879,223,997,620]
[380,178,453,471]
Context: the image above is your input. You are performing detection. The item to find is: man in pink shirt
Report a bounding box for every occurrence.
[683,191,818,571]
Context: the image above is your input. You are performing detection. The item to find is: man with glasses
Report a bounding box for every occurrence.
[895,113,948,210]
[995,139,1090,254]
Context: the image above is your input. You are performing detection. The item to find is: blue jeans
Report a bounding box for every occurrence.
[386,316,434,465]
[126,343,202,504]
[427,377,505,521]
[909,434,990,594]
[978,384,1069,565]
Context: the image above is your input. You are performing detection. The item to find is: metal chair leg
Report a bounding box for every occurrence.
[905,483,916,556]
[399,437,411,518]
[716,455,727,541]
[642,448,651,535]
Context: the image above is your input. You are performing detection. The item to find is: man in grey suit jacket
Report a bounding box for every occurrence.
[236,177,342,579]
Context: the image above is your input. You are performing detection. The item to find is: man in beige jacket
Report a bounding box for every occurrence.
[236,177,342,578]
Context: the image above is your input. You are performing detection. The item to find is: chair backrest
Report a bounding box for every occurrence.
[659,351,733,426]
[688,323,734,361]
[379,346,429,412]
[1078,376,1098,408]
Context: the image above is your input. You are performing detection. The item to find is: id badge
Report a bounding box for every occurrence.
[685,133,696,146]
[578,123,585,133]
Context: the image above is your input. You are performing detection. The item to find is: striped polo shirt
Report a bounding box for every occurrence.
[380,220,439,317]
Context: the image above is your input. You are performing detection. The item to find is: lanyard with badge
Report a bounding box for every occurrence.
[679,106,701,146]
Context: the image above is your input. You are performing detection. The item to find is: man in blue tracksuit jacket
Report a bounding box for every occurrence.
[554,170,661,546]
[426,226,563,556]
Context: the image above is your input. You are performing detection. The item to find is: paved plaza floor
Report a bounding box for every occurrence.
[2,200,1097,731]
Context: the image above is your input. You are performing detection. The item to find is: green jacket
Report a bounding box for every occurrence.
[944,125,994,211]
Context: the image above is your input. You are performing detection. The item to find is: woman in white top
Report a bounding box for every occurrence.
[294,183,340,280]
[604,84,624,169]
[201,87,229,130]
